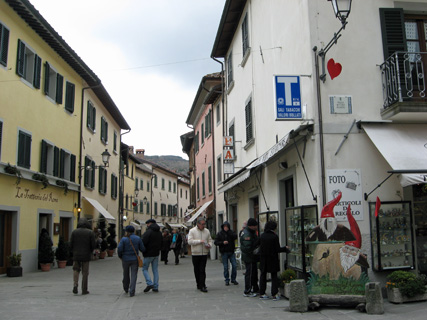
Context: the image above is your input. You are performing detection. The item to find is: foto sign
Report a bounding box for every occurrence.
[275,75,302,119]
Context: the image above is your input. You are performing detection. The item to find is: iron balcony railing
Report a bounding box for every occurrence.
[380,51,426,109]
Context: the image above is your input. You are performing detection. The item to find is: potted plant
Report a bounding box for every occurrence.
[97,218,108,259]
[32,173,49,189]
[55,236,69,268]
[4,163,22,185]
[386,270,427,304]
[7,252,23,277]
[107,223,117,257]
[38,230,54,271]
[279,268,297,298]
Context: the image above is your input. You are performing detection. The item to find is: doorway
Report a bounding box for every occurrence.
[0,211,12,274]
[413,184,427,275]
[59,217,71,242]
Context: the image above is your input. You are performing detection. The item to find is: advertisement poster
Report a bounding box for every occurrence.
[326,169,364,221]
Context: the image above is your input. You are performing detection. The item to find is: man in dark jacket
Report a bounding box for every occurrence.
[70,217,96,295]
[240,218,260,297]
[141,219,162,293]
[258,220,290,301]
[215,221,238,286]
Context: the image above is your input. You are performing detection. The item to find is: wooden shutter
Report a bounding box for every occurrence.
[56,73,63,104]
[59,149,65,178]
[111,174,114,197]
[1,25,10,66]
[18,131,31,168]
[70,154,76,182]
[33,55,41,89]
[16,39,25,77]
[53,146,59,177]
[84,157,90,187]
[245,100,253,142]
[65,82,75,113]
[101,117,105,142]
[40,140,47,173]
[91,160,95,188]
[44,62,50,95]
[379,8,407,60]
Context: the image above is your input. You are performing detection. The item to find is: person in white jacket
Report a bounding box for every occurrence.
[188,217,213,292]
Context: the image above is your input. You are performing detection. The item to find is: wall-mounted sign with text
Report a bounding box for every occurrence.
[329,95,352,114]
[274,75,301,120]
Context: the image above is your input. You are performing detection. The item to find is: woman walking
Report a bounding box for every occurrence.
[161,229,171,265]
[171,228,183,265]
[118,225,145,297]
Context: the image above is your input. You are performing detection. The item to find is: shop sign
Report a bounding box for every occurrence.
[275,75,301,119]
[15,186,59,203]
[326,169,363,221]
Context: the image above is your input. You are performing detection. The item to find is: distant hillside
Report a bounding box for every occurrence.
[144,155,189,176]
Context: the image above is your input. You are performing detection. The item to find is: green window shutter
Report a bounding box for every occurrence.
[147,202,150,214]
[70,154,76,182]
[135,178,139,190]
[101,117,105,142]
[56,73,63,104]
[111,174,115,198]
[92,106,96,130]
[40,140,47,173]
[53,146,59,177]
[44,62,50,95]
[379,8,407,60]
[16,39,25,77]
[65,82,75,113]
[91,160,95,188]
[33,55,41,89]
[87,101,92,129]
[0,25,10,66]
[98,168,102,192]
[18,131,31,168]
[0,121,2,158]
[208,167,212,193]
[245,100,253,142]
[140,201,143,213]
[59,149,65,178]
[84,157,89,187]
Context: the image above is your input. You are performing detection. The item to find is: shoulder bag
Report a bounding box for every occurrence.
[129,236,143,268]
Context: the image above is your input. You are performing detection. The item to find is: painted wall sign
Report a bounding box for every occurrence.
[326,169,363,221]
[274,75,302,119]
[224,149,234,161]
[15,186,59,203]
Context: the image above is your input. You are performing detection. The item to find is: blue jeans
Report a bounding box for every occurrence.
[221,252,237,282]
[142,256,159,289]
[122,260,138,295]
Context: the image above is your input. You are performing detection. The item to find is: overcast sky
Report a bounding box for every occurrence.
[29,0,226,159]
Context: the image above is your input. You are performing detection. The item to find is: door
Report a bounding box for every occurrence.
[0,211,12,274]
[59,217,71,242]
[413,184,427,275]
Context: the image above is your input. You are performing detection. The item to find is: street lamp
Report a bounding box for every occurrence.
[329,0,352,25]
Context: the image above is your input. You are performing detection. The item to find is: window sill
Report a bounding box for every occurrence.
[244,138,255,150]
[241,48,251,68]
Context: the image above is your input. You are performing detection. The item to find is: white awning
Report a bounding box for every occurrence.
[131,222,141,230]
[157,223,165,228]
[218,169,251,193]
[187,200,213,223]
[363,123,427,187]
[167,223,188,229]
[247,133,291,169]
[184,207,198,217]
[83,197,116,221]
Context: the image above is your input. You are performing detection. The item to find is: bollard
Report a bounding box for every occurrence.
[289,280,308,312]
[365,282,384,315]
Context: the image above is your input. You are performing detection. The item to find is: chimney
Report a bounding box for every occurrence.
[136,149,145,157]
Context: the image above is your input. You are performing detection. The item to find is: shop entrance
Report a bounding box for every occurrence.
[413,184,427,275]
[59,217,71,242]
[0,211,12,274]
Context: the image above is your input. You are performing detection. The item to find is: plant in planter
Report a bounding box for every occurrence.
[38,229,54,271]
[107,223,117,257]
[386,270,427,303]
[55,236,69,268]
[278,268,297,298]
[32,173,49,189]
[7,252,23,277]
[56,179,69,195]
[4,163,22,185]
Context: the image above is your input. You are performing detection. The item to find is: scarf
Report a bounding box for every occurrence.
[172,234,177,243]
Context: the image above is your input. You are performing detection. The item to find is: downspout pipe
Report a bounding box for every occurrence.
[119,129,131,237]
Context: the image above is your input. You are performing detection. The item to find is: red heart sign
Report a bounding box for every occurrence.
[327,58,342,80]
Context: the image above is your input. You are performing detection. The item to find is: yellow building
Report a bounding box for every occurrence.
[0,0,129,273]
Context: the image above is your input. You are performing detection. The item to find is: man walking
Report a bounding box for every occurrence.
[141,219,162,293]
[70,217,96,295]
[188,217,213,292]
[214,221,238,286]
[240,218,260,297]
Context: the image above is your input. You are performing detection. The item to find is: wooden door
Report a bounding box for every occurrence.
[0,212,12,274]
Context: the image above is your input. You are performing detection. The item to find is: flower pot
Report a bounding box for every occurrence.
[40,263,51,272]
[107,249,114,257]
[57,260,67,268]
[7,266,23,277]
[387,287,427,304]
[99,251,107,259]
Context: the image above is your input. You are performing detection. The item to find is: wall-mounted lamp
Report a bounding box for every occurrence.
[79,149,111,171]
[134,188,139,197]
[143,196,148,205]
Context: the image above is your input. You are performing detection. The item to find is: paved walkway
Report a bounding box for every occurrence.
[1,253,426,320]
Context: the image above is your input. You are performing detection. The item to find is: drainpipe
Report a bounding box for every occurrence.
[119,129,131,237]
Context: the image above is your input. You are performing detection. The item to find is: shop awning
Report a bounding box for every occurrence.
[187,200,213,223]
[166,223,188,229]
[184,207,198,217]
[363,123,427,187]
[218,169,251,193]
[83,197,116,221]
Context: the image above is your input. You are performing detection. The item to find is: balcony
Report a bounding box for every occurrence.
[380,51,427,121]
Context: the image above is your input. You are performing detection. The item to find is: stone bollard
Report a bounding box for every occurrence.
[365,282,384,315]
[289,280,308,312]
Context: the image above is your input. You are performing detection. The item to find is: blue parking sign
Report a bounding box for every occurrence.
[275,75,301,119]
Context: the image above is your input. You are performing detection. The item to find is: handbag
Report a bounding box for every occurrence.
[129,236,143,268]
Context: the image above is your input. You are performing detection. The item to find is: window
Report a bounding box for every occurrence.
[84,156,95,189]
[202,172,206,197]
[17,130,31,169]
[99,167,107,194]
[216,103,221,125]
[100,116,108,144]
[195,131,199,153]
[113,131,117,153]
[65,81,75,113]
[168,205,173,217]
[186,190,188,199]
[59,149,75,181]
[168,180,171,192]
[154,175,158,188]
[229,121,235,152]
[140,179,144,190]
[111,174,118,199]
[44,61,63,103]
[197,177,200,200]
[154,202,158,215]
[242,14,250,57]
[227,51,233,87]
[208,166,212,194]
[86,101,96,132]
[161,203,166,216]
[40,140,57,176]
[204,110,212,139]
[245,98,253,143]
[162,178,165,190]
[135,177,139,191]
[217,155,222,183]
[146,202,150,214]
[125,194,129,209]
[139,200,144,213]
[1,23,10,67]
[201,123,205,144]
[16,40,41,88]
[147,181,150,192]
[173,182,176,193]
